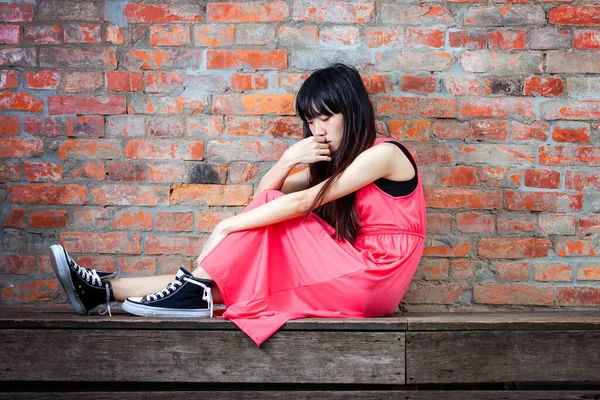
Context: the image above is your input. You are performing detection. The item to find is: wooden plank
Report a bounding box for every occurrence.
[405,311,600,331]
[0,329,405,384]
[3,391,600,400]
[0,311,407,331]
[407,330,600,384]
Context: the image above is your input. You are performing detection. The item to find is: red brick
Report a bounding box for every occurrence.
[425,188,502,209]
[49,95,125,115]
[23,117,62,137]
[361,74,394,95]
[0,3,34,22]
[0,116,19,136]
[293,0,375,24]
[534,263,573,282]
[278,25,318,46]
[574,30,600,49]
[2,280,59,302]
[9,184,86,205]
[170,184,252,206]
[146,118,185,138]
[196,211,236,232]
[107,162,148,182]
[399,75,436,94]
[0,70,18,90]
[440,166,478,186]
[266,117,303,139]
[144,234,203,257]
[497,214,536,234]
[0,162,20,183]
[443,76,483,96]
[193,26,235,47]
[117,257,157,277]
[378,4,454,25]
[125,140,203,161]
[473,283,554,306]
[39,47,116,69]
[556,239,600,257]
[460,97,534,118]
[228,162,260,184]
[0,255,35,274]
[320,25,360,46]
[66,116,104,138]
[547,51,600,74]
[456,213,494,233]
[0,92,43,112]
[523,76,564,97]
[207,140,288,162]
[72,207,110,229]
[0,24,19,44]
[106,72,143,92]
[505,191,583,211]
[426,213,452,234]
[433,120,470,139]
[105,24,123,45]
[24,71,60,89]
[3,207,24,228]
[406,28,445,48]
[90,184,168,206]
[124,4,201,23]
[225,116,264,137]
[375,51,455,72]
[364,27,403,48]
[488,30,526,50]
[63,23,101,43]
[549,5,600,26]
[389,120,430,142]
[377,96,456,118]
[424,237,471,257]
[566,171,600,190]
[144,72,184,93]
[63,72,102,93]
[207,49,287,70]
[23,162,62,182]
[185,116,225,138]
[551,122,591,143]
[66,161,105,181]
[128,94,207,116]
[558,287,600,306]
[471,120,509,140]
[113,210,153,231]
[58,140,121,160]
[30,210,68,228]
[524,168,560,189]
[207,1,289,22]
[538,214,576,235]
[493,261,530,282]
[0,138,43,158]
[413,258,449,281]
[458,144,535,164]
[404,283,468,305]
[478,238,552,259]
[449,30,486,49]
[24,25,61,44]
[150,26,190,46]
[510,121,549,141]
[61,232,142,255]
[213,94,295,115]
[156,212,194,232]
[409,143,453,164]
[450,260,479,281]
[580,215,600,235]
[461,51,542,75]
[539,146,600,166]
[230,73,268,91]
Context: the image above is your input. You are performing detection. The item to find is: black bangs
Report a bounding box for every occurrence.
[295,70,342,122]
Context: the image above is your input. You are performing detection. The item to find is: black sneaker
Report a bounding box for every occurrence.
[122,266,213,318]
[49,244,116,316]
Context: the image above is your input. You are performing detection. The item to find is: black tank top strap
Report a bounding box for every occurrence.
[373,139,418,197]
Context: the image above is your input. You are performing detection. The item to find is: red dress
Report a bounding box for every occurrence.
[201,137,427,346]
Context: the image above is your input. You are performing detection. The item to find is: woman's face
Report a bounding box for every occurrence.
[307,113,344,154]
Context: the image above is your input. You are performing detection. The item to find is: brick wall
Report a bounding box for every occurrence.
[1,0,599,310]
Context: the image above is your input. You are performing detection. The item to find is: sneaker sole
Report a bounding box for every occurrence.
[122,299,211,318]
[49,244,87,315]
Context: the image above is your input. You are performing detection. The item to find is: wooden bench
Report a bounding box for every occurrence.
[2,310,600,399]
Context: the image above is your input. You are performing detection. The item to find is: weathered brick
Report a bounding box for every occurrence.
[24,117,62,137]
[493,261,530,283]
[148,164,187,183]
[150,26,190,46]
[461,51,543,75]
[377,96,456,118]
[478,238,552,259]
[464,6,545,26]
[24,25,61,44]
[551,122,591,143]
[40,47,116,69]
[63,72,102,93]
[113,210,153,231]
[558,287,600,306]
[458,144,535,164]
[106,116,145,137]
[541,100,600,120]
[24,71,60,90]
[389,120,430,142]
[0,138,43,158]
[105,24,123,45]
[539,146,600,166]
[146,118,185,138]
[399,75,436,94]
[123,49,203,70]
[547,51,600,73]
[2,280,59,302]
[404,283,467,305]
[320,26,360,46]
[225,116,264,137]
[189,164,227,184]
[505,191,583,212]
[433,120,470,139]
[294,0,375,23]
[58,139,121,160]
[0,2,34,22]
[30,210,68,228]
[186,115,225,138]
[378,4,454,26]
[510,121,549,141]
[125,140,203,161]
[106,71,143,92]
[534,263,573,282]
[460,97,535,118]
[0,70,18,89]
[376,51,454,72]
[144,234,204,257]
[523,77,564,97]
[426,213,452,234]
[61,232,141,255]
[473,283,553,305]
[156,212,194,232]
[524,168,560,189]
[425,188,502,209]
[424,237,471,257]
[64,161,105,181]
[580,215,600,235]
[188,74,228,92]
[266,117,303,138]
[538,214,576,235]
[207,140,288,162]
[574,30,600,49]
[9,184,86,205]
[556,238,600,257]
[0,92,43,112]
[488,30,526,50]
[91,184,168,206]
[213,94,295,115]
[484,77,523,96]
[278,25,318,47]
[49,95,125,115]
[549,5,600,26]
[170,184,252,206]
[0,255,35,275]
[0,24,19,44]
[406,28,445,49]
[497,214,536,234]
[117,257,157,276]
[413,258,449,281]
[37,1,104,21]
[230,73,268,91]
[128,94,208,116]
[63,24,101,43]
[3,207,25,228]
[443,76,483,96]
[107,162,147,182]
[207,49,287,70]
[228,162,260,184]
[410,143,453,164]
[292,49,370,70]
[235,24,276,46]
[364,27,403,48]
[0,116,19,136]
[449,30,486,50]
[529,28,570,50]
[144,72,184,93]
[457,213,494,233]
[0,48,35,67]
[23,162,62,182]
[197,211,236,232]
[471,120,509,141]
[207,1,289,22]
[566,171,600,190]
[124,4,201,23]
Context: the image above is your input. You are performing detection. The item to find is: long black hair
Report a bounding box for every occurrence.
[295,63,377,244]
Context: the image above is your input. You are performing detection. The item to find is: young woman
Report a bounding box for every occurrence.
[49,63,427,346]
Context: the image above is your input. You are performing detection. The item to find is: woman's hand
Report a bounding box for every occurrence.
[196,221,230,265]
[283,135,332,165]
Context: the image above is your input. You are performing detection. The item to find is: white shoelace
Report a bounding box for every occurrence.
[70,261,112,317]
[145,277,213,318]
